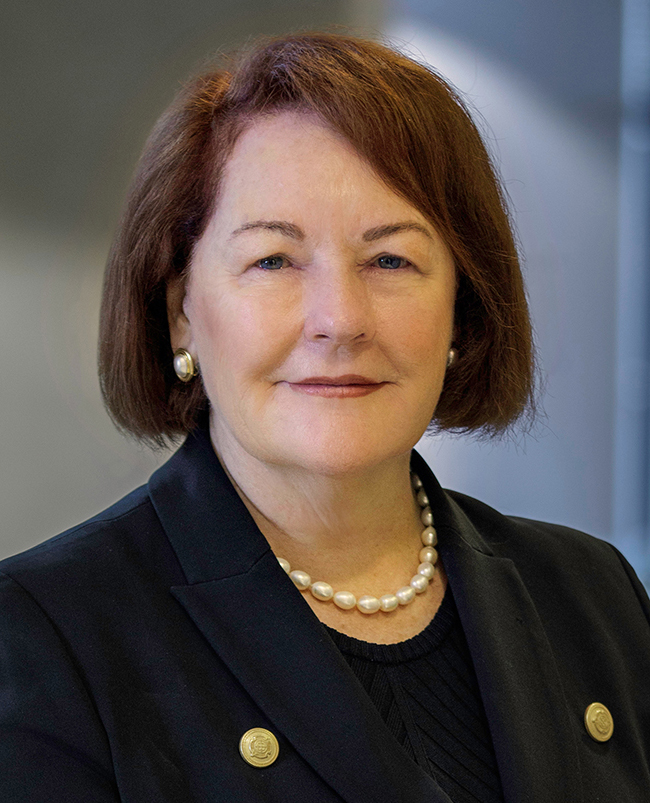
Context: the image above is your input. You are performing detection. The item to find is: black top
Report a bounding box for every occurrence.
[326,588,505,803]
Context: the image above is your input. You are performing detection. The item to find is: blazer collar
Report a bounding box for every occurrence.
[148,425,268,584]
[149,429,582,803]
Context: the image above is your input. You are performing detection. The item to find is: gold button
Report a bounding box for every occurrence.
[239,728,280,767]
[584,702,614,742]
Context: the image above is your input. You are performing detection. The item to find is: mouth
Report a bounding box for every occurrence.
[286,375,387,398]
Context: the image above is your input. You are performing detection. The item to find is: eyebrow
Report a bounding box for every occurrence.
[229,220,304,240]
[228,219,433,242]
[362,222,433,242]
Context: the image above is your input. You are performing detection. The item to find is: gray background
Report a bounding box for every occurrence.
[2,0,649,585]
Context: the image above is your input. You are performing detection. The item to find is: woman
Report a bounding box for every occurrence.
[1,33,649,803]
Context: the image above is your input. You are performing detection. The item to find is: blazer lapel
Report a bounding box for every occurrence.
[149,429,452,803]
[412,453,583,803]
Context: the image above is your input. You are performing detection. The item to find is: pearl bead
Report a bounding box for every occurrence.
[395,585,416,605]
[173,353,190,380]
[416,489,429,507]
[410,573,429,593]
[290,570,311,590]
[277,557,291,573]
[420,507,433,526]
[419,546,437,564]
[310,581,333,601]
[411,473,423,490]
[421,526,437,546]
[357,595,381,614]
[333,591,357,610]
[417,561,435,580]
[380,594,399,612]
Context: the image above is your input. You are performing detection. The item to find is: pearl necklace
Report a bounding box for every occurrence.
[277,473,438,615]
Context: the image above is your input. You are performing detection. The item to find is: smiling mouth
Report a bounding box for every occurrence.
[287,375,387,398]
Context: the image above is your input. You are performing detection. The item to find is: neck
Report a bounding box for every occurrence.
[210,422,424,588]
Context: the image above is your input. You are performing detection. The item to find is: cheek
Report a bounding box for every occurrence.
[191,289,298,382]
[382,295,453,369]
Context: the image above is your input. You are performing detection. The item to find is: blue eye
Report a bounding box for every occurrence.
[257,255,286,270]
[376,255,407,270]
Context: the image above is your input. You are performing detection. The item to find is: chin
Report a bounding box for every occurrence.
[266,427,416,478]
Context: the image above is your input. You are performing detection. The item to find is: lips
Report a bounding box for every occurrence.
[286,375,387,398]
[294,375,379,386]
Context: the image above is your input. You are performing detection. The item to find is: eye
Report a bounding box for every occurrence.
[375,254,410,270]
[255,255,288,271]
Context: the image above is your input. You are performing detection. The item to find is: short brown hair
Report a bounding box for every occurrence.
[99,32,536,446]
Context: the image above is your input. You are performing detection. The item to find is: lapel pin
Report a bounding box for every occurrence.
[239,728,280,767]
[584,702,614,742]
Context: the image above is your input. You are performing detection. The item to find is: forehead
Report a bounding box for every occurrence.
[225,111,359,173]
[212,111,428,227]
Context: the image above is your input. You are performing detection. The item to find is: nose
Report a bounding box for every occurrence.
[303,266,375,346]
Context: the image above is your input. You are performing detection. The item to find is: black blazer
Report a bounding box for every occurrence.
[2,426,650,802]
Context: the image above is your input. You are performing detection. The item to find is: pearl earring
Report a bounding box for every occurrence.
[173,349,198,382]
[446,347,458,368]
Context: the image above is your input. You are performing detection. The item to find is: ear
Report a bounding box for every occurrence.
[166,276,193,352]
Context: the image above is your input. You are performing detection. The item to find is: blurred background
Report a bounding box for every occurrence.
[2,0,649,587]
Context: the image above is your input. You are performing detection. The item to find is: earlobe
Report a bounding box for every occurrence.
[166,279,193,352]
[167,283,199,382]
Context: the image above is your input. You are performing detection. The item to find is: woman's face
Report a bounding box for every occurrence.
[170,112,456,477]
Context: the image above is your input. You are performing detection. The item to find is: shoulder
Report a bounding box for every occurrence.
[446,489,650,621]
[0,484,183,606]
[447,487,617,559]
[0,485,149,573]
